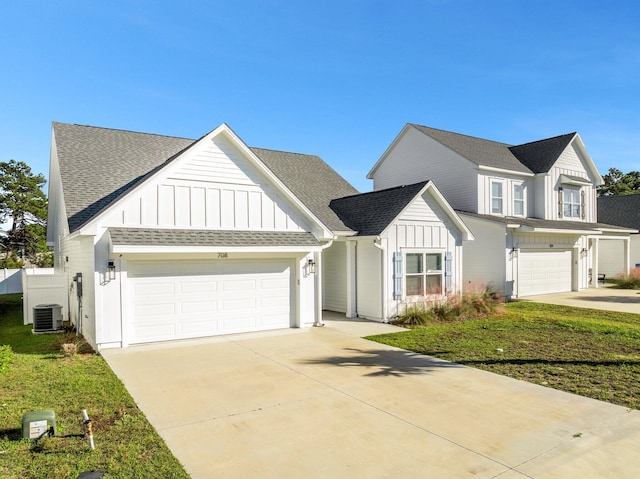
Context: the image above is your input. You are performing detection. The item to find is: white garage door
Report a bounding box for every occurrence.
[518,249,573,297]
[128,259,293,344]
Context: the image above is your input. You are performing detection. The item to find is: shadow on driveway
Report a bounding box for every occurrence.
[578,293,640,305]
[301,347,462,377]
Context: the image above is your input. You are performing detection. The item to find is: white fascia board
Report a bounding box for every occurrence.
[597,227,639,234]
[366,123,412,179]
[477,165,535,177]
[518,226,598,235]
[111,244,323,254]
[571,134,604,185]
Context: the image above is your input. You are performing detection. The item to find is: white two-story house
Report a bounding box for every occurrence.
[367,124,635,298]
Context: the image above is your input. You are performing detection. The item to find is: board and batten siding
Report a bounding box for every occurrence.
[356,240,382,320]
[322,241,347,313]
[542,142,597,222]
[383,191,463,318]
[103,136,312,233]
[371,127,477,212]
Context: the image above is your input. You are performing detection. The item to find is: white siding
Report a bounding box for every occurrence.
[371,127,478,212]
[543,142,598,222]
[598,236,640,276]
[101,136,312,233]
[461,217,507,294]
[478,173,531,216]
[356,240,382,320]
[322,241,347,313]
[382,191,464,319]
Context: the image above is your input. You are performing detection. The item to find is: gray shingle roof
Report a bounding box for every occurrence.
[54,122,195,232]
[53,122,357,234]
[109,228,320,247]
[250,147,358,232]
[597,194,640,230]
[411,124,577,175]
[458,211,636,233]
[330,181,429,236]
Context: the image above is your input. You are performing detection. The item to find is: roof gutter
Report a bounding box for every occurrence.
[477,165,535,177]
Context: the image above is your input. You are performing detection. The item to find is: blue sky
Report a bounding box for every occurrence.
[1,0,639,192]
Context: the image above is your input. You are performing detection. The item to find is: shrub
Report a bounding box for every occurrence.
[0,344,15,373]
[613,267,640,289]
[391,302,432,326]
[392,286,504,327]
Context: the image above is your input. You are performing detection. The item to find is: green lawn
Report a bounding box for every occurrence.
[0,294,189,479]
[368,301,640,410]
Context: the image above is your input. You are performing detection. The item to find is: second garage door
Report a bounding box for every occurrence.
[518,249,573,297]
[128,259,293,344]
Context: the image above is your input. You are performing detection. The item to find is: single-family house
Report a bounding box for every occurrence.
[597,193,640,275]
[367,124,635,298]
[46,122,471,350]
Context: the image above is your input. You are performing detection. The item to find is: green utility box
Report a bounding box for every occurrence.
[22,410,55,439]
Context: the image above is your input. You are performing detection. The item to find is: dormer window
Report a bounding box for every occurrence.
[491,181,503,214]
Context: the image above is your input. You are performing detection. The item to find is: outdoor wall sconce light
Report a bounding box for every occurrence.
[307,258,317,274]
[510,247,518,258]
[581,247,588,257]
[107,261,116,281]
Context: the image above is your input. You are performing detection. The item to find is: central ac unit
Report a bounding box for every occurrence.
[33,304,63,332]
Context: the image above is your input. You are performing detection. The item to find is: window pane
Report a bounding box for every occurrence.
[492,182,502,197]
[514,200,524,216]
[425,275,442,294]
[406,275,423,296]
[572,205,580,217]
[425,253,442,271]
[514,185,523,200]
[406,253,423,274]
[564,203,572,217]
[492,198,503,214]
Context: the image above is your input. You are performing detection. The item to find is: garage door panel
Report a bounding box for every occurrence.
[135,303,176,317]
[223,279,256,292]
[128,259,293,344]
[519,249,572,296]
[180,280,218,294]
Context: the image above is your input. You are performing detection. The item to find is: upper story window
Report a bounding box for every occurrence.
[405,252,443,296]
[562,187,581,219]
[491,181,503,214]
[513,184,525,216]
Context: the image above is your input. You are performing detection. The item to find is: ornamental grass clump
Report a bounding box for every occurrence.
[393,286,503,327]
[612,267,640,289]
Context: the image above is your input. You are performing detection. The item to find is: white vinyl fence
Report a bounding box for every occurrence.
[21,269,68,325]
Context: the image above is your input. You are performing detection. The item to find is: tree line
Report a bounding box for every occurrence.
[597,168,640,196]
[0,160,52,267]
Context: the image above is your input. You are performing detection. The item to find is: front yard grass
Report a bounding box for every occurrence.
[0,294,189,479]
[367,301,640,410]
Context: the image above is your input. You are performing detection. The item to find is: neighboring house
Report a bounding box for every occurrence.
[46,122,470,350]
[597,194,640,275]
[367,124,635,297]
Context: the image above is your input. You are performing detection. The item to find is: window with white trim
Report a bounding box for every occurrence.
[405,252,443,296]
[513,183,525,216]
[491,181,503,214]
[563,187,581,218]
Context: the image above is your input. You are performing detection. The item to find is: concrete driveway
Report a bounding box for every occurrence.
[103,314,640,478]
[518,286,640,314]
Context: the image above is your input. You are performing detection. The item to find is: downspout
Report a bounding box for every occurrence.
[373,237,387,322]
[314,239,334,327]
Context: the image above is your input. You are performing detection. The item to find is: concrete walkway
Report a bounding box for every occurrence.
[103,313,640,478]
[518,286,640,314]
